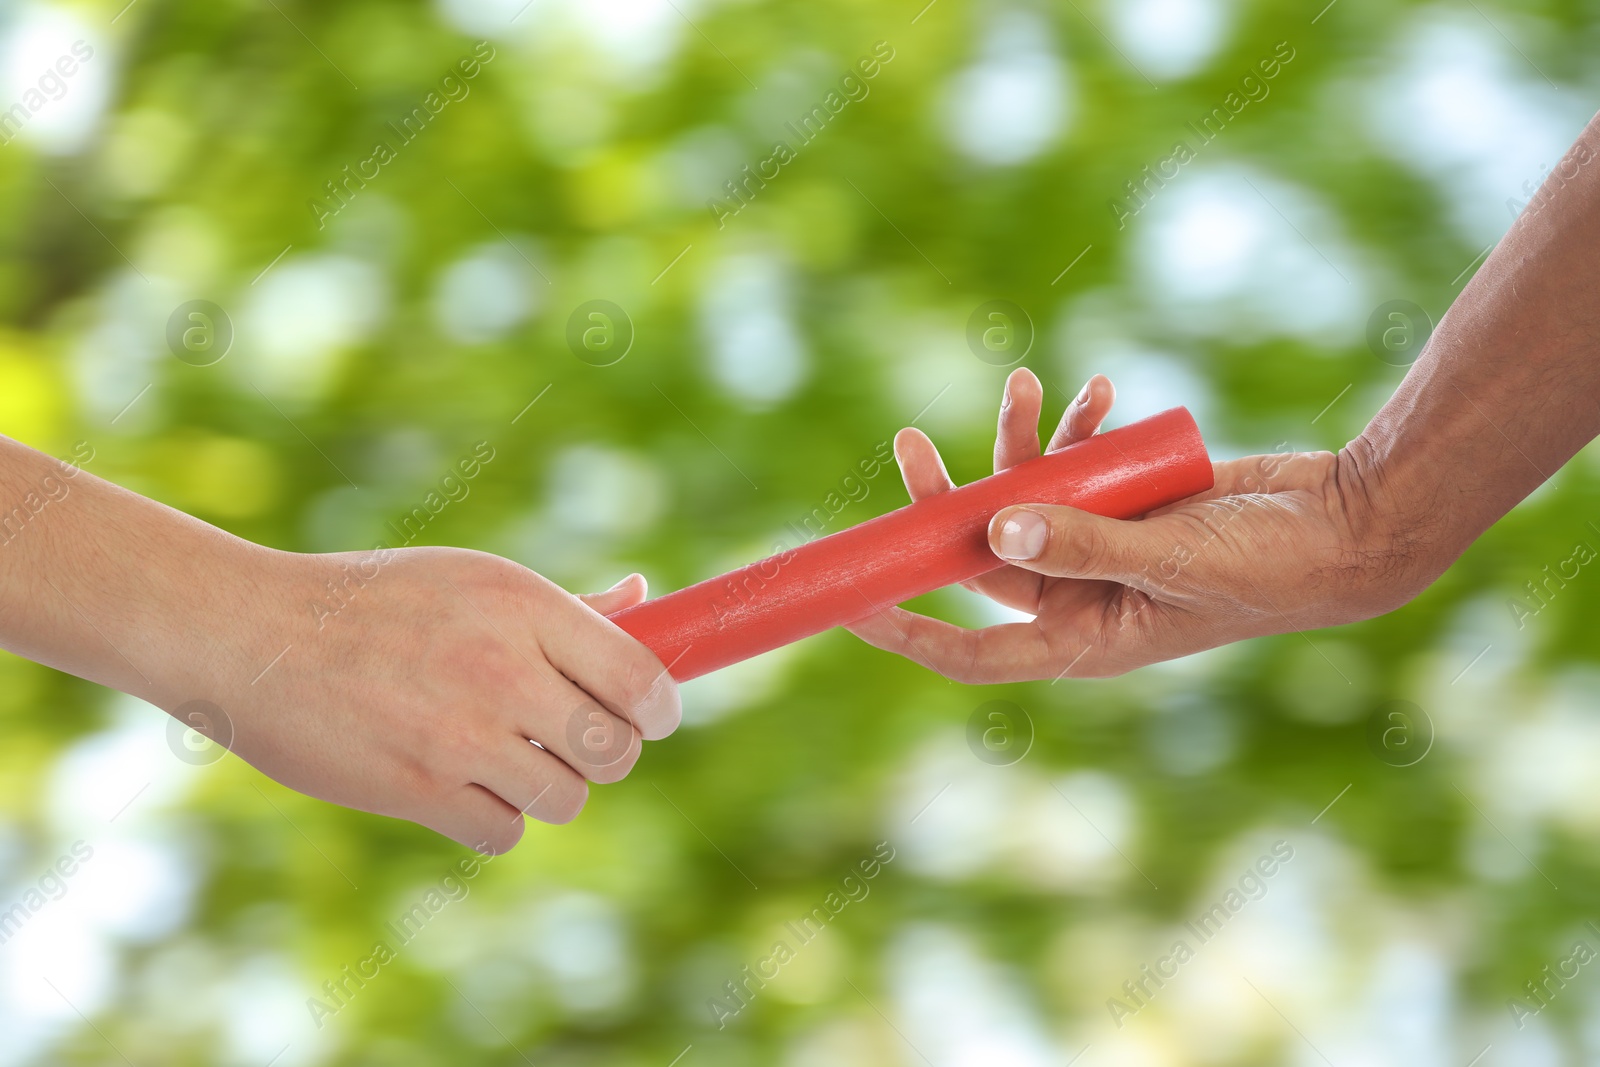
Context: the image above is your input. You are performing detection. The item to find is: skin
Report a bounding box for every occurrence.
[849,110,1600,683]
[0,437,679,854]
[9,121,1598,852]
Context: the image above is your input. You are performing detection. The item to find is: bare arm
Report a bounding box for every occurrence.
[0,434,679,851]
[1350,120,1600,569]
[849,111,1600,681]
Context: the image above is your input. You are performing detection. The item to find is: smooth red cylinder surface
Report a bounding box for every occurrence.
[609,407,1213,681]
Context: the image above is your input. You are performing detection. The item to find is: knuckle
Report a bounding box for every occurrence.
[453,641,525,698]
[1056,520,1106,573]
[396,754,449,802]
[456,548,535,594]
[581,728,641,784]
[564,699,642,781]
[434,720,487,770]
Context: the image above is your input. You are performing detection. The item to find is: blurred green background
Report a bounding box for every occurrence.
[3,0,1600,1063]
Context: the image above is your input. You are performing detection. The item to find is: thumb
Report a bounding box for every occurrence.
[989,505,1173,587]
[578,573,648,616]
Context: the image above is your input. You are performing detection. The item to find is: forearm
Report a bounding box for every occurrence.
[0,434,282,708]
[1349,111,1600,567]
[0,432,681,851]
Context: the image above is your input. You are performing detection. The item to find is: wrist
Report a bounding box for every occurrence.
[1333,430,1462,610]
[139,535,307,713]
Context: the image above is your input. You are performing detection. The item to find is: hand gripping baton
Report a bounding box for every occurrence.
[609,407,1213,681]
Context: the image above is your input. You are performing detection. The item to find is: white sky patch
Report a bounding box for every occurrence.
[239,254,387,402]
[431,239,541,344]
[445,0,696,82]
[1131,166,1369,347]
[1145,696,1238,777]
[0,916,113,1048]
[1486,1011,1565,1067]
[1478,672,1600,836]
[1051,293,1217,429]
[546,443,668,540]
[1437,593,1532,702]
[1006,771,1140,892]
[28,697,206,951]
[887,923,1061,1067]
[699,251,808,407]
[0,719,200,1058]
[891,733,1020,880]
[1082,342,1210,430]
[1362,9,1589,248]
[889,734,1148,895]
[886,315,995,438]
[0,708,209,1067]
[45,696,198,830]
[1042,771,1137,873]
[945,583,1035,627]
[136,939,229,1040]
[63,835,198,944]
[222,954,338,1067]
[1142,638,1253,687]
[1354,939,1456,1067]
[679,643,797,727]
[1155,831,1356,1056]
[526,892,635,1014]
[0,5,111,156]
[70,271,176,427]
[1108,0,1231,82]
[563,0,690,77]
[942,10,1071,167]
[433,0,538,38]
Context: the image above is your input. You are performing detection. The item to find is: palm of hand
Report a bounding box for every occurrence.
[847,371,1369,682]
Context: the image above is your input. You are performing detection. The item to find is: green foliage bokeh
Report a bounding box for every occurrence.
[4,0,1600,1064]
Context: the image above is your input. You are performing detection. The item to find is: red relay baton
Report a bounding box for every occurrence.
[609,406,1213,681]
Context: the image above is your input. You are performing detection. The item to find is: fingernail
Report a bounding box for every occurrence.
[1075,380,1093,405]
[609,573,638,591]
[1000,377,1013,411]
[996,509,1048,560]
